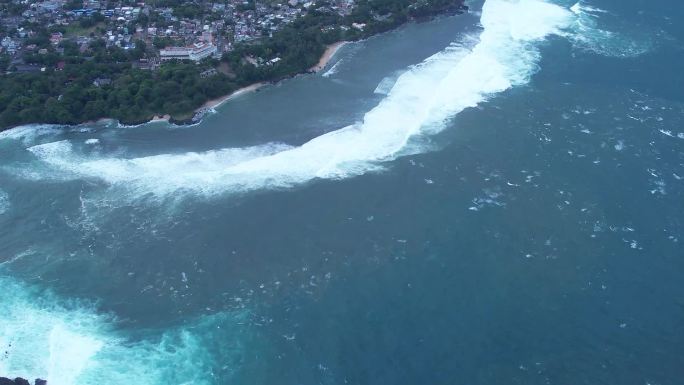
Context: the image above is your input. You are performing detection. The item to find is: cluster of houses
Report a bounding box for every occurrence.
[0,0,358,71]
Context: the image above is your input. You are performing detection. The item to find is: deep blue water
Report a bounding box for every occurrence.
[1,0,683,384]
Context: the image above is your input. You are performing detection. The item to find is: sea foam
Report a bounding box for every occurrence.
[0,125,62,146]
[0,274,248,385]
[567,1,652,57]
[0,189,9,215]
[322,59,343,78]
[19,0,576,198]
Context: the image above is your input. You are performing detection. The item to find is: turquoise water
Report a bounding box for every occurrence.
[1,0,683,383]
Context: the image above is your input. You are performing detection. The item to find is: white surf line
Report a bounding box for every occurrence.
[26,0,576,198]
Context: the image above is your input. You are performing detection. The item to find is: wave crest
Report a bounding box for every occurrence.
[567,1,653,57]
[14,0,578,199]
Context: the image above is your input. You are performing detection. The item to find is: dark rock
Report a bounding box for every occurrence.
[0,377,47,385]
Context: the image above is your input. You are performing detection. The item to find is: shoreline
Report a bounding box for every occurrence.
[192,41,347,121]
[200,82,267,111]
[0,1,469,133]
[1,3,469,133]
[116,82,267,127]
[0,41,348,132]
[150,114,171,123]
[171,41,348,126]
[310,41,349,73]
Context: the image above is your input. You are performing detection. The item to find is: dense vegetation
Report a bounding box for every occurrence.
[0,0,466,129]
[0,33,238,126]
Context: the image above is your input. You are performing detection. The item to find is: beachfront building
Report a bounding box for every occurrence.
[160,43,217,62]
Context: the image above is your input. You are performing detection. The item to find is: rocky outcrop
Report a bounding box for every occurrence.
[0,378,46,385]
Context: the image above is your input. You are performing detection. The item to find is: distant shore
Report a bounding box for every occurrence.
[153,41,347,126]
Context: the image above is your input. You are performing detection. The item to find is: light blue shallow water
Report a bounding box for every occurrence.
[1,0,683,383]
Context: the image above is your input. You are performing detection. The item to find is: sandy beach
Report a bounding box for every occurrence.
[1,42,349,132]
[310,41,348,72]
[200,82,267,111]
[113,41,348,127]
[197,42,347,116]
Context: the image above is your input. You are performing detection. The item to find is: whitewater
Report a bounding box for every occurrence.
[0,274,249,385]
[0,0,668,385]
[4,0,581,199]
[0,2,582,381]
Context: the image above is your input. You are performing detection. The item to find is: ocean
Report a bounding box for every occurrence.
[1,0,683,383]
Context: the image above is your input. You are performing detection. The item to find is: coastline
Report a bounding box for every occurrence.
[0,0,469,133]
[151,114,171,123]
[172,41,347,126]
[200,82,267,111]
[0,41,348,132]
[1,2,470,133]
[310,41,349,72]
[115,82,267,127]
[193,41,347,121]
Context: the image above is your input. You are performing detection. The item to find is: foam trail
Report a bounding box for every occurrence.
[567,1,651,57]
[0,189,9,214]
[373,72,402,95]
[322,59,343,78]
[24,0,575,198]
[570,1,607,15]
[0,274,248,385]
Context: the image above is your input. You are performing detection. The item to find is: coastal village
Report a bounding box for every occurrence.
[0,0,466,128]
[0,0,356,73]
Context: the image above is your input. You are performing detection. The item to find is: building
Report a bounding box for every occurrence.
[159,46,192,61]
[14,64,42,73]
[160,43,217,62]
[189,42,217,61]
[50,32,63,45]
[199,68,217,78]
[93,77,112,87]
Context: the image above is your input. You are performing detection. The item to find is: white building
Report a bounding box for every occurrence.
[189,42,217,61]
[160,46,192,61]
[160,43,217,62]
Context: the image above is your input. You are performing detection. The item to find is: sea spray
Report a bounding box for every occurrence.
[567,1,653,57]
[0,274,251,385]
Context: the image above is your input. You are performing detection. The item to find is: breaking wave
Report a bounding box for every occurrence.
[9,0,578,199]
[9,0,647,199]
[567,1,653,57]
[373,72,402,95]
[0,274,249,385]
[0,125,63,146]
